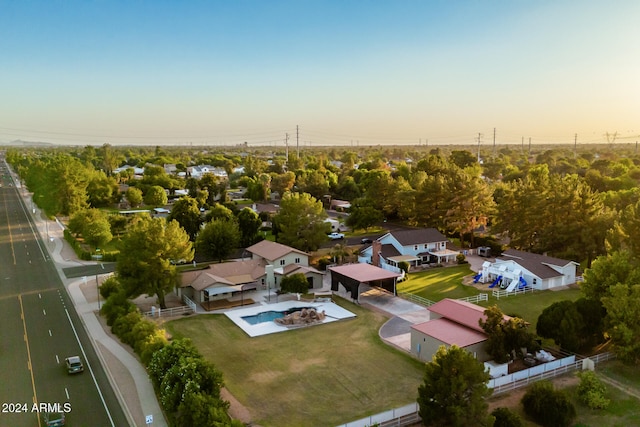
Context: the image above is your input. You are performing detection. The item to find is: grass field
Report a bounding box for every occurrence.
[398,264,583,331]
[166,297,425,427]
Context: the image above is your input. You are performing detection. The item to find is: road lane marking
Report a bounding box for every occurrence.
[18,294,41,426]
[56,354,59,364]
[64,308,115,427]
[49,329,52,337]
[65,388,69,400]
[42,309,46,316]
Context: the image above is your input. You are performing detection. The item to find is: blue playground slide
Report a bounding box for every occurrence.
[473,273,482,283]
[519,277,527,288]
[489,275,502,288]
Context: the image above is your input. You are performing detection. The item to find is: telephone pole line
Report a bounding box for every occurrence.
[476,133,483,162]
[296,125,299,158]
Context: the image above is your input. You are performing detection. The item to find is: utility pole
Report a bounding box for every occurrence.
[574,133,578,158]
[528,137,531,153]
[521,136,524,153]
[492,128,496,159]
[296,125,299,158]
[476,133,483,162]
[285,133,289,160]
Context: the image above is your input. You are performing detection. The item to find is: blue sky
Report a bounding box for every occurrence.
[1,1,639,146]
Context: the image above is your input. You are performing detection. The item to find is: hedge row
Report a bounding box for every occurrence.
[63,228,118,261]
[100,286,241,426]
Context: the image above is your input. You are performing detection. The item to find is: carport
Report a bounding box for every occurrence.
[329,264,401,300]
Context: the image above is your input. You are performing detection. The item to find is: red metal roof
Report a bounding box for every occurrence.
[428,299,510,332]
[411,318,487,347]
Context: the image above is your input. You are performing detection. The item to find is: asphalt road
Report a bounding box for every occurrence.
[0,164,128,426]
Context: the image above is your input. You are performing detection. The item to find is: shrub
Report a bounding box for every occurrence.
[99,276,120,299]
[100,291,137,326]
[521,381,576,427]
[577,371,610,409]
[491,407,523,427]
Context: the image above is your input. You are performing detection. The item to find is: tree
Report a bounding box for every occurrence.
[144,185,168,207]
[236,207,262,247]
[272,192,327,252]
[280,273,309,294]
[87,170,118,208]
[581,250,640,302]
[125,187,143,208]
[270,171,296,197]
[168,196,202,240]
[602,284,640,364]
[480,305,538,363]
[117,214,194,308]
[206,203,234,222]
[196,219,240,262]
[417,345,493,427]
[521,381,576,427]
[345,205,383,231]
[68,208,113,249]
[491,407,523,427]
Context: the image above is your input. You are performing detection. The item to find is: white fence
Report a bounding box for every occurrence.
[144,304,194,318]
[339,351,617,426]
[491,286,538,299]
[336,403,420,427]
[397,292,488,307]
[456,293,488,304]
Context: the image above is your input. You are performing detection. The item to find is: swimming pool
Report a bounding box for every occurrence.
[241,307,313,325]
[225,300,357,337]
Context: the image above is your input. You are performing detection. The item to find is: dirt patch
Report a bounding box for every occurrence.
[221,387,256,426]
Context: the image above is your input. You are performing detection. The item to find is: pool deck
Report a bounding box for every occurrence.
[225,300,357,337]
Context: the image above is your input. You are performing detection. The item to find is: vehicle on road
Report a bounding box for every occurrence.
[361,238,373,244]
[327,232,345,240]
[65,356,84,374]
[44,411,65,426]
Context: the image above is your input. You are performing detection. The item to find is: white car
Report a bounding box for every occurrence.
[328,232,345,240]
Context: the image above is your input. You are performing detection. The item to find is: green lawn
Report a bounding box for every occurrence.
[398,265,478,300]
[398,264,583,331]
[166,297,425,427]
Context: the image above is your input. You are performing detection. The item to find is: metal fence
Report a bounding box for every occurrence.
[397,292,435,307]
[143,304,194,318]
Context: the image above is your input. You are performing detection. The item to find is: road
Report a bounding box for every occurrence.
[0,161,128,426]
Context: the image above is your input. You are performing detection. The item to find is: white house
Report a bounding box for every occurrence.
[187,165,228,179]
[478,249,578,291]
[359,228,458,272]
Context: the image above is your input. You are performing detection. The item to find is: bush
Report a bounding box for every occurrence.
[100,291,137,326]
[521,381,576,427]
[491,407,523,427]
[99,276,120,299]
[577,371,610,409]
[456,253,468,264]
[317,257,332,271]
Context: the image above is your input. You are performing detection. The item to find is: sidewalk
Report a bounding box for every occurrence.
[20,185,167,427]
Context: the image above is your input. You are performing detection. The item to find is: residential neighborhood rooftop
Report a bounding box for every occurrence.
[246,240,308,261]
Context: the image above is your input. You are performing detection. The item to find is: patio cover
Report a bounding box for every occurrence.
[387,255,420,263]
[329,263,401,299]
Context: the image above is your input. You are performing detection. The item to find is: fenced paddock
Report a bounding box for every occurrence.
[339,351,617,427]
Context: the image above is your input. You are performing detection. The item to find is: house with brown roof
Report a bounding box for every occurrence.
[358,228,459,272]
[179,240,323,308]
[478,249,578,291]
[411,299,511,362]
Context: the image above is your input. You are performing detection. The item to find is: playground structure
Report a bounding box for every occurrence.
[477,261,528,292]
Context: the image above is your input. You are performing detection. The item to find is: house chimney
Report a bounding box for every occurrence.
[371,241,382,267]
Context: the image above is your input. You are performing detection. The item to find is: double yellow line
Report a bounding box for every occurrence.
[18,294,41,426]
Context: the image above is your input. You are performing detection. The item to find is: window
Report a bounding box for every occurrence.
[424,244,428,249]
[414,245,418,250]
[261,278,265,285]
[532,278,537,285]
[280,260,285,266]
[295,257,300,263]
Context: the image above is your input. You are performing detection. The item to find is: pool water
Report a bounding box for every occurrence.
[242,307,313,325]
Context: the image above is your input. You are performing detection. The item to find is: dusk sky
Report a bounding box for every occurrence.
[1,1,638,146]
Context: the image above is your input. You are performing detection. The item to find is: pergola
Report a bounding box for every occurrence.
[329,263,401,300]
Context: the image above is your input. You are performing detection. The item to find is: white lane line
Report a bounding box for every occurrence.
[42,309,46,316]
[49,329,52,337]
[56,355,59,364]
[65,388,69,400]
[64,308,115,427]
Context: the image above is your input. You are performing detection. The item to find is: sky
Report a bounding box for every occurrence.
[1,0,639,146]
